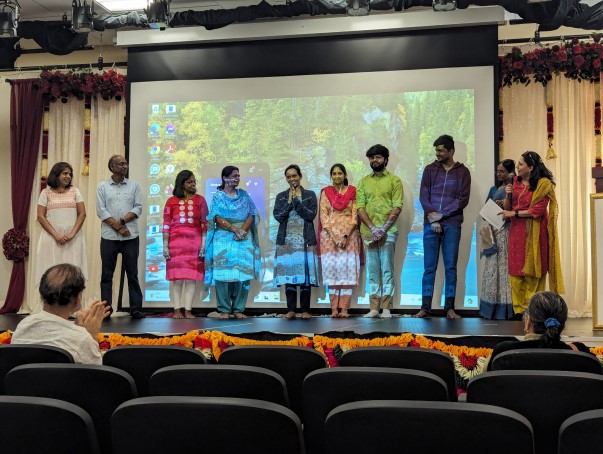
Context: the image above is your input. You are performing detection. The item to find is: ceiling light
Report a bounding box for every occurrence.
[346,0,370,16]
[0,0,20,38]
[72,0,94,32]
[95,0,146,13]
[432,0,456,12]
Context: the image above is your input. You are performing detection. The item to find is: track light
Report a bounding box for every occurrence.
[146,0,170,29]
[432,0,456,12]
[346,0,370,17]
[0,0,20,38]
[72,0,94,32]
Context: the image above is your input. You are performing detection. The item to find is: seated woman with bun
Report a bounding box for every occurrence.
[487,291,592,371]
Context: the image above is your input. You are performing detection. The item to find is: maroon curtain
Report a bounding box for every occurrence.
[0,80,44,313]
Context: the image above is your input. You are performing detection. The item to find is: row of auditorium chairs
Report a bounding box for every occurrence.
[2,389,603,454]
[1,344,603,454]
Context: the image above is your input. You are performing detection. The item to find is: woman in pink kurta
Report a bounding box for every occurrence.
[163,170,208,319]
[502,151,561,316]
[319,164,361,318]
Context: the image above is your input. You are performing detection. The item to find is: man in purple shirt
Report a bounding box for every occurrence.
[414,135,471,319]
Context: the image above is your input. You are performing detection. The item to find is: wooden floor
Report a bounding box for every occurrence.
[1,312,602,344]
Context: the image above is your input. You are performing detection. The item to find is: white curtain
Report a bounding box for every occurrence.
[22,97,126,313]
[500,76,595,317]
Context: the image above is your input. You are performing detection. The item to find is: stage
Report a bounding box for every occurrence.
[1,312,602,345]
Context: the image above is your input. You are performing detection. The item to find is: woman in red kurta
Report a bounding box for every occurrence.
[163,170,208,319]
[502,151,563,316]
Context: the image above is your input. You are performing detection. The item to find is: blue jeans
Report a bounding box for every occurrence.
[422,225,461,311]
[365,232,397,310]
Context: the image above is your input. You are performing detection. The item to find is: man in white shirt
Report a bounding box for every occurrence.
[12,264,110,365]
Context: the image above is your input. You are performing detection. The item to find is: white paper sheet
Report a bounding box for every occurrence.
[479,198,505,230]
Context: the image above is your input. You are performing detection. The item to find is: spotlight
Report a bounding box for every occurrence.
[0,0,20,38]
[346,0,370,17]
[432,0,456,12]
[146,0,170,29]
[72,0,94,32]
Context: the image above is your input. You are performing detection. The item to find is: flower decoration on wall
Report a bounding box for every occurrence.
[2,228,29,263]
[36,69,127,102]
[499,35,603,87]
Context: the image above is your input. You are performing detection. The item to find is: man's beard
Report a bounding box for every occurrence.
[371,162,386,172]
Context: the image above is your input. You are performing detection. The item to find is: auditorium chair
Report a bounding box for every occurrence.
[467,370,603,454]
[218,345,327,420]
[339,346,458,401]
[325,400,535,454]
[489,348,603,374]
[5,363,137,454]
[149,364,289,407]
[0,344,73,394]
[112,396,305,454]
[0,395,100,454]
[558,409,603,454]
[102,345,206,396]
[303,367,449,454]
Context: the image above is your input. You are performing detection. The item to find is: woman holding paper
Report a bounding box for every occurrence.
[479,159,514,319]
[501,151,563,318]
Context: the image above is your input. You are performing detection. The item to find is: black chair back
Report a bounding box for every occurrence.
[0,395,100,454]
[5,363,137,454]
[150,364,289,406]
[303,367,449,454]
[558,409,603,454]
[218,345,327,420]
[325,400,534,454]
[111,396,305,454]
[467,370,603,454]
[339,346,458,401]
[102,345,206,396]
[0,344,73,394]
[490,348,603,374]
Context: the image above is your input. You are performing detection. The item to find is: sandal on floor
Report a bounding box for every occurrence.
[234,313,247,319]
[412,310,430,319]
[219,313,230,319]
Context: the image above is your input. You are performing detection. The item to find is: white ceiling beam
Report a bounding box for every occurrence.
[116,6,505,47]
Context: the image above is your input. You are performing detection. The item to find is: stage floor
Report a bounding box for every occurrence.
[1,313,602,345]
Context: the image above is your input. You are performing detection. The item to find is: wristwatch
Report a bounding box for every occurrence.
[120,218,126,225]
[514,211,519,218]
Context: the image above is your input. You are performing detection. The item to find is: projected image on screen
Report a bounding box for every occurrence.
[141,86,479,308]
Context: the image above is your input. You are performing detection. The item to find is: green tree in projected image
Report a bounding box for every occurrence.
[150,88,474,228]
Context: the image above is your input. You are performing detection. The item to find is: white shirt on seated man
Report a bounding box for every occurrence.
[12,263,111,365]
